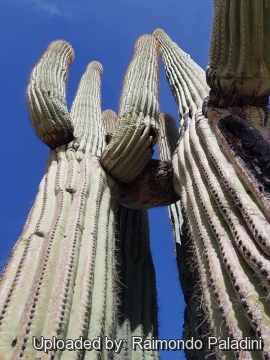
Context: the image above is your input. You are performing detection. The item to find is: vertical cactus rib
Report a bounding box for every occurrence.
[185,116,270,353]
[0,153,58,359]
[0,159,48,312]
[101,35,159,182]
[70,61,106,156]
[207,0,270,106]
[27,40,74,148]
[176,133,222,359]
[10,146,72,359]
[198,109,270,254]
[60,159,120,360]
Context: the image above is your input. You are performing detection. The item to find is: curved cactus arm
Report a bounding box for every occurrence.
[101,35,159,183]
[102,110,179,209]
[27,40,74,149]
[207,0,270,107]
[70,61,106,156]
[115,207,159,360]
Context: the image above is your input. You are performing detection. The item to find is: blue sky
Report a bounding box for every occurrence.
[0,1,213,358]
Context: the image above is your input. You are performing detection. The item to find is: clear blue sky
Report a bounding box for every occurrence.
[0,1,213,359]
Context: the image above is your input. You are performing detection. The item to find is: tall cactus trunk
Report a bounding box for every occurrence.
[154,22,270,359]
[102,110,159,360]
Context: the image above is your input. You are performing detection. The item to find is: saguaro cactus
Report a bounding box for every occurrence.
[0,35,165,360]
[2,2,270,360]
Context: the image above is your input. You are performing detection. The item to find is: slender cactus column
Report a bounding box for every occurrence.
[102,109,159,360]
[154,29,270,360]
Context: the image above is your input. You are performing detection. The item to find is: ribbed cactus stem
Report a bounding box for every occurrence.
[101,34,159,182]
[184,117,270,353]
[197,110,270,252]
[156,28,270,359]
[207,0,270,106]
[102,107,158,360]
[70,61,106,156]
[27,40,74,148]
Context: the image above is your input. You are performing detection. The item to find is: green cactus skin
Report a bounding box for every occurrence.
[154,28,270,359]
[207,0,270,107]
[101,35,159,183]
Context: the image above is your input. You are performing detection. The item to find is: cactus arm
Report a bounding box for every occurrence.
[153,28,208,121]
[101,35,159,183]
[102,109,179,209]
[70,61,106,156]
[27,41,74,149]
[0,40,125,360]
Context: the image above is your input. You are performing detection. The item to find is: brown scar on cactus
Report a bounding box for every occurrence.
[119,159,180,209]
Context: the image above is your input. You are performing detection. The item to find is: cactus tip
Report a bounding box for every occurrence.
[152,28,166,38]
[134,34,155,51]
[47,39,75,65]
[87,61,103,75]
